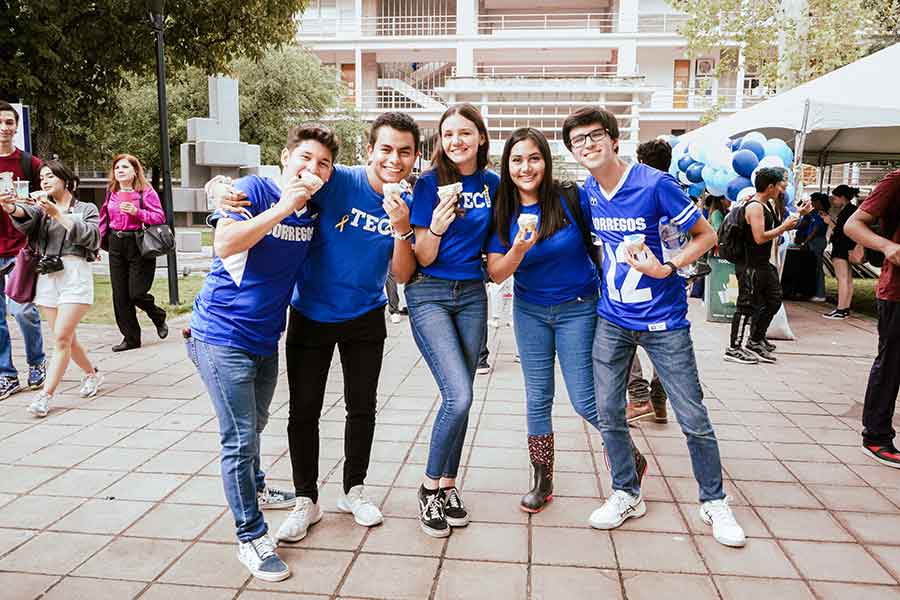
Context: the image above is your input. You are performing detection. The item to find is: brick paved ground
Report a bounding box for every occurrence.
[1,300,898,599]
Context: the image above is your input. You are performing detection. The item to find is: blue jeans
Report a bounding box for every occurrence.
[0,256,45,378]
[405,275,486,480]
[187,337,276,542]
[808,236,827,298]
[592,317,725,503]
[514,292,599,435]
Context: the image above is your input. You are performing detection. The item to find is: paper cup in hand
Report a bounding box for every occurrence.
[438,182,464,216]
[383,180,410,199]
[517,213,538,234]
[623,233,649,262]
[299,170,324,194]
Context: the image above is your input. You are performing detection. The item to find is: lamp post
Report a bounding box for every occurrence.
[149,0,179,305]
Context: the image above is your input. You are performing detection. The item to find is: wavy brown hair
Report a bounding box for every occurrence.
[107,154,150,193]
[429,103,490,186]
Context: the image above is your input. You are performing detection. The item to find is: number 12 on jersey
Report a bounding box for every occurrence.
[603,241,652,304]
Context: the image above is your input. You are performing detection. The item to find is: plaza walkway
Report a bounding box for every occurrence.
[1,300,898,600]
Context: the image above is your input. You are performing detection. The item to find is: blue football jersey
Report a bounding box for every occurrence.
[190,176,318,355]
[584,163,701,331]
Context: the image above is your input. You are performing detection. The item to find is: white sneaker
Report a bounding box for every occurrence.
[389,313,402,324]
[700,497,746,547]
[276,497,322,543]
[27,391,51,418]
[79,371,103,398]
[589,490,646,530]
[811,296,827,302]
[337,484,383,527]
[237,533,290,581]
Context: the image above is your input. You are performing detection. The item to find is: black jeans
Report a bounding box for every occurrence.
[285,306,386,503]
[863,300,900,447]
[108,233,167,346]
[730,263,783,347]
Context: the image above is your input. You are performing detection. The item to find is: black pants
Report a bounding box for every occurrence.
[108,233,167,346]
[730,263,783,347]
[285,306,386,502]
[863,300,900,447]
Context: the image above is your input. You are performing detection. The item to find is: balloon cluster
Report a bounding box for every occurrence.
[663,132,796,207]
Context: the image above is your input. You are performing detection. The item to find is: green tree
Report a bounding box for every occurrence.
[0,0,308,158]
[87,46,367,177]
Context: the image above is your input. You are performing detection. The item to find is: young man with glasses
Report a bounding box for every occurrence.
[562,106,746,548]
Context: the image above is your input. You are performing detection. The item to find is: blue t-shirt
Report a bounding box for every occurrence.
[410,169,500,281]
[584,163,701,332]
[797,211,826,241]
[486,193,598,306]
[190,176,318,355]
[291,165,410,323]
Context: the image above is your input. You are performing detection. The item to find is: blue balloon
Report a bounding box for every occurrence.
[701,164,716,184]
[731,149,760,178]
[688,181,706,198]
[730,136,743,151]
[677,154,696,173]
[784,183,796,207]
[667,136,680,147]
[727,176,754,202]
[686,162,705,183]
[739,139,766,160]
[763,138,794,167]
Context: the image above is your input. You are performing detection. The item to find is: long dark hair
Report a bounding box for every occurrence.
[429,103,490,186]
[494,127,568,247]
[707,195,726,217]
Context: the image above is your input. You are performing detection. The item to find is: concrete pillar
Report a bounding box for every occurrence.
[617,0,638,33]
[354,0,363,35]
[355,48,363,110]
[735,47,746,109]
[617,41,638,76]
[456,44,475,77]
[457,0,477,36]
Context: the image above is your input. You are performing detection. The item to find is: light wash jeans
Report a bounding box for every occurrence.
[592,317,725,503]
[405,275,487,480]
[513,292,599,435]
[0,256,45,378]
[187,337,276,542]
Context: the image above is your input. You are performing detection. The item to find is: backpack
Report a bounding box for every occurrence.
[19,151,35,190]
[716,199,761,264]
[559,180,602,271]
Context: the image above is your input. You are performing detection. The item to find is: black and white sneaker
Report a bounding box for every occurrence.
[418,486,450,538]
[745,340,777,363]
[762,338,777,352]
[0,376,21,401]
[258,486,296,510]
[823,308,850,320]
[724,347,758,365]
[442,486,469,527]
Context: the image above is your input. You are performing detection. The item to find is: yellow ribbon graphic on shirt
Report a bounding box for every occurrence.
[335,214,350,232]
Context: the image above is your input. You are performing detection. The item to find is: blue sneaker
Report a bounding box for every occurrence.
[0,376,21,401]
[28,362,46,390]
[237,534,290,582]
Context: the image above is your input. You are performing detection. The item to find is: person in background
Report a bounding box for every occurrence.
[845,169,900,468]
[794,192,829,302]
[707,195,730,233]
[823,185,862,319]
[0,100,45,401]
[98,154,169,352]
[2,160,101,417]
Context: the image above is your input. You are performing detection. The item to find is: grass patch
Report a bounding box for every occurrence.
[84,274,206,325]
[824,275,878,319]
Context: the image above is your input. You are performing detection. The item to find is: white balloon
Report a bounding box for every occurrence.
[743,131,767,145]
[758,155,785,169]
[737,186,756,203]
[706,144,732,170]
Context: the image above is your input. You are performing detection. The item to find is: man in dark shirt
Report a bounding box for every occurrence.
[846,169,900,468]
[724,168,804,365]
[0,100,46,400]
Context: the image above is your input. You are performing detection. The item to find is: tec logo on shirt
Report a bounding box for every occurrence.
[335,207,393,236]
[459,184,492,210]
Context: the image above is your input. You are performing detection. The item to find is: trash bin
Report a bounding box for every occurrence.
[704,257,738,322]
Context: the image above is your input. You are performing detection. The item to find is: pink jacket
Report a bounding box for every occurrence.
[99,186,166,241]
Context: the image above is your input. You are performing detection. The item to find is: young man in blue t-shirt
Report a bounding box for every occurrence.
[188,124,336,582]
[562,106,746,548]
[210,113,419,544]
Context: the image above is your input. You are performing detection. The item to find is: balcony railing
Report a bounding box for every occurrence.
[638,13,690,33]
[643,87,772,110]
[478,12,617,34]
[358,90,446,112]
[297,14,456,37]
[453,64,620,79]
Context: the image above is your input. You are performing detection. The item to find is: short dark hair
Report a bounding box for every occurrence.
[0,100,19,123]
[562,106,620,151]
[636,139,673,172]
[41,159,79,194]
[754,167,786,192]
[286,124,339,161]
[369,112,421,151]
[810,191,830,211]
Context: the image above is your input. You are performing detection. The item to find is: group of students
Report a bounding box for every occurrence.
[0,100,172,415]
[193,104,747,583]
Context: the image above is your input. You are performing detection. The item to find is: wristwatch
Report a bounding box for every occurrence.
[663,261,678,277]
[392,228,414,241]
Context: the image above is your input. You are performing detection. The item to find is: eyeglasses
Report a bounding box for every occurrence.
[570,128,610,149]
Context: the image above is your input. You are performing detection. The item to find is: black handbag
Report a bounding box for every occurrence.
[134,190,176,258]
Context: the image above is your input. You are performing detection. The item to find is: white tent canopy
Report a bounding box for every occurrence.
[679,43,900,166]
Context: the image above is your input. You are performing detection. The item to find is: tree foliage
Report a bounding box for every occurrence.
[0,0,308,158]
[86,46,368,174]
[670,0,899,92]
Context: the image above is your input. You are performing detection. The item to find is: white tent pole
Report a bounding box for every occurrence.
[793,98,811,199]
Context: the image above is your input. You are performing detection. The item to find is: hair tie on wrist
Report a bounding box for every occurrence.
[429,227,443,238]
